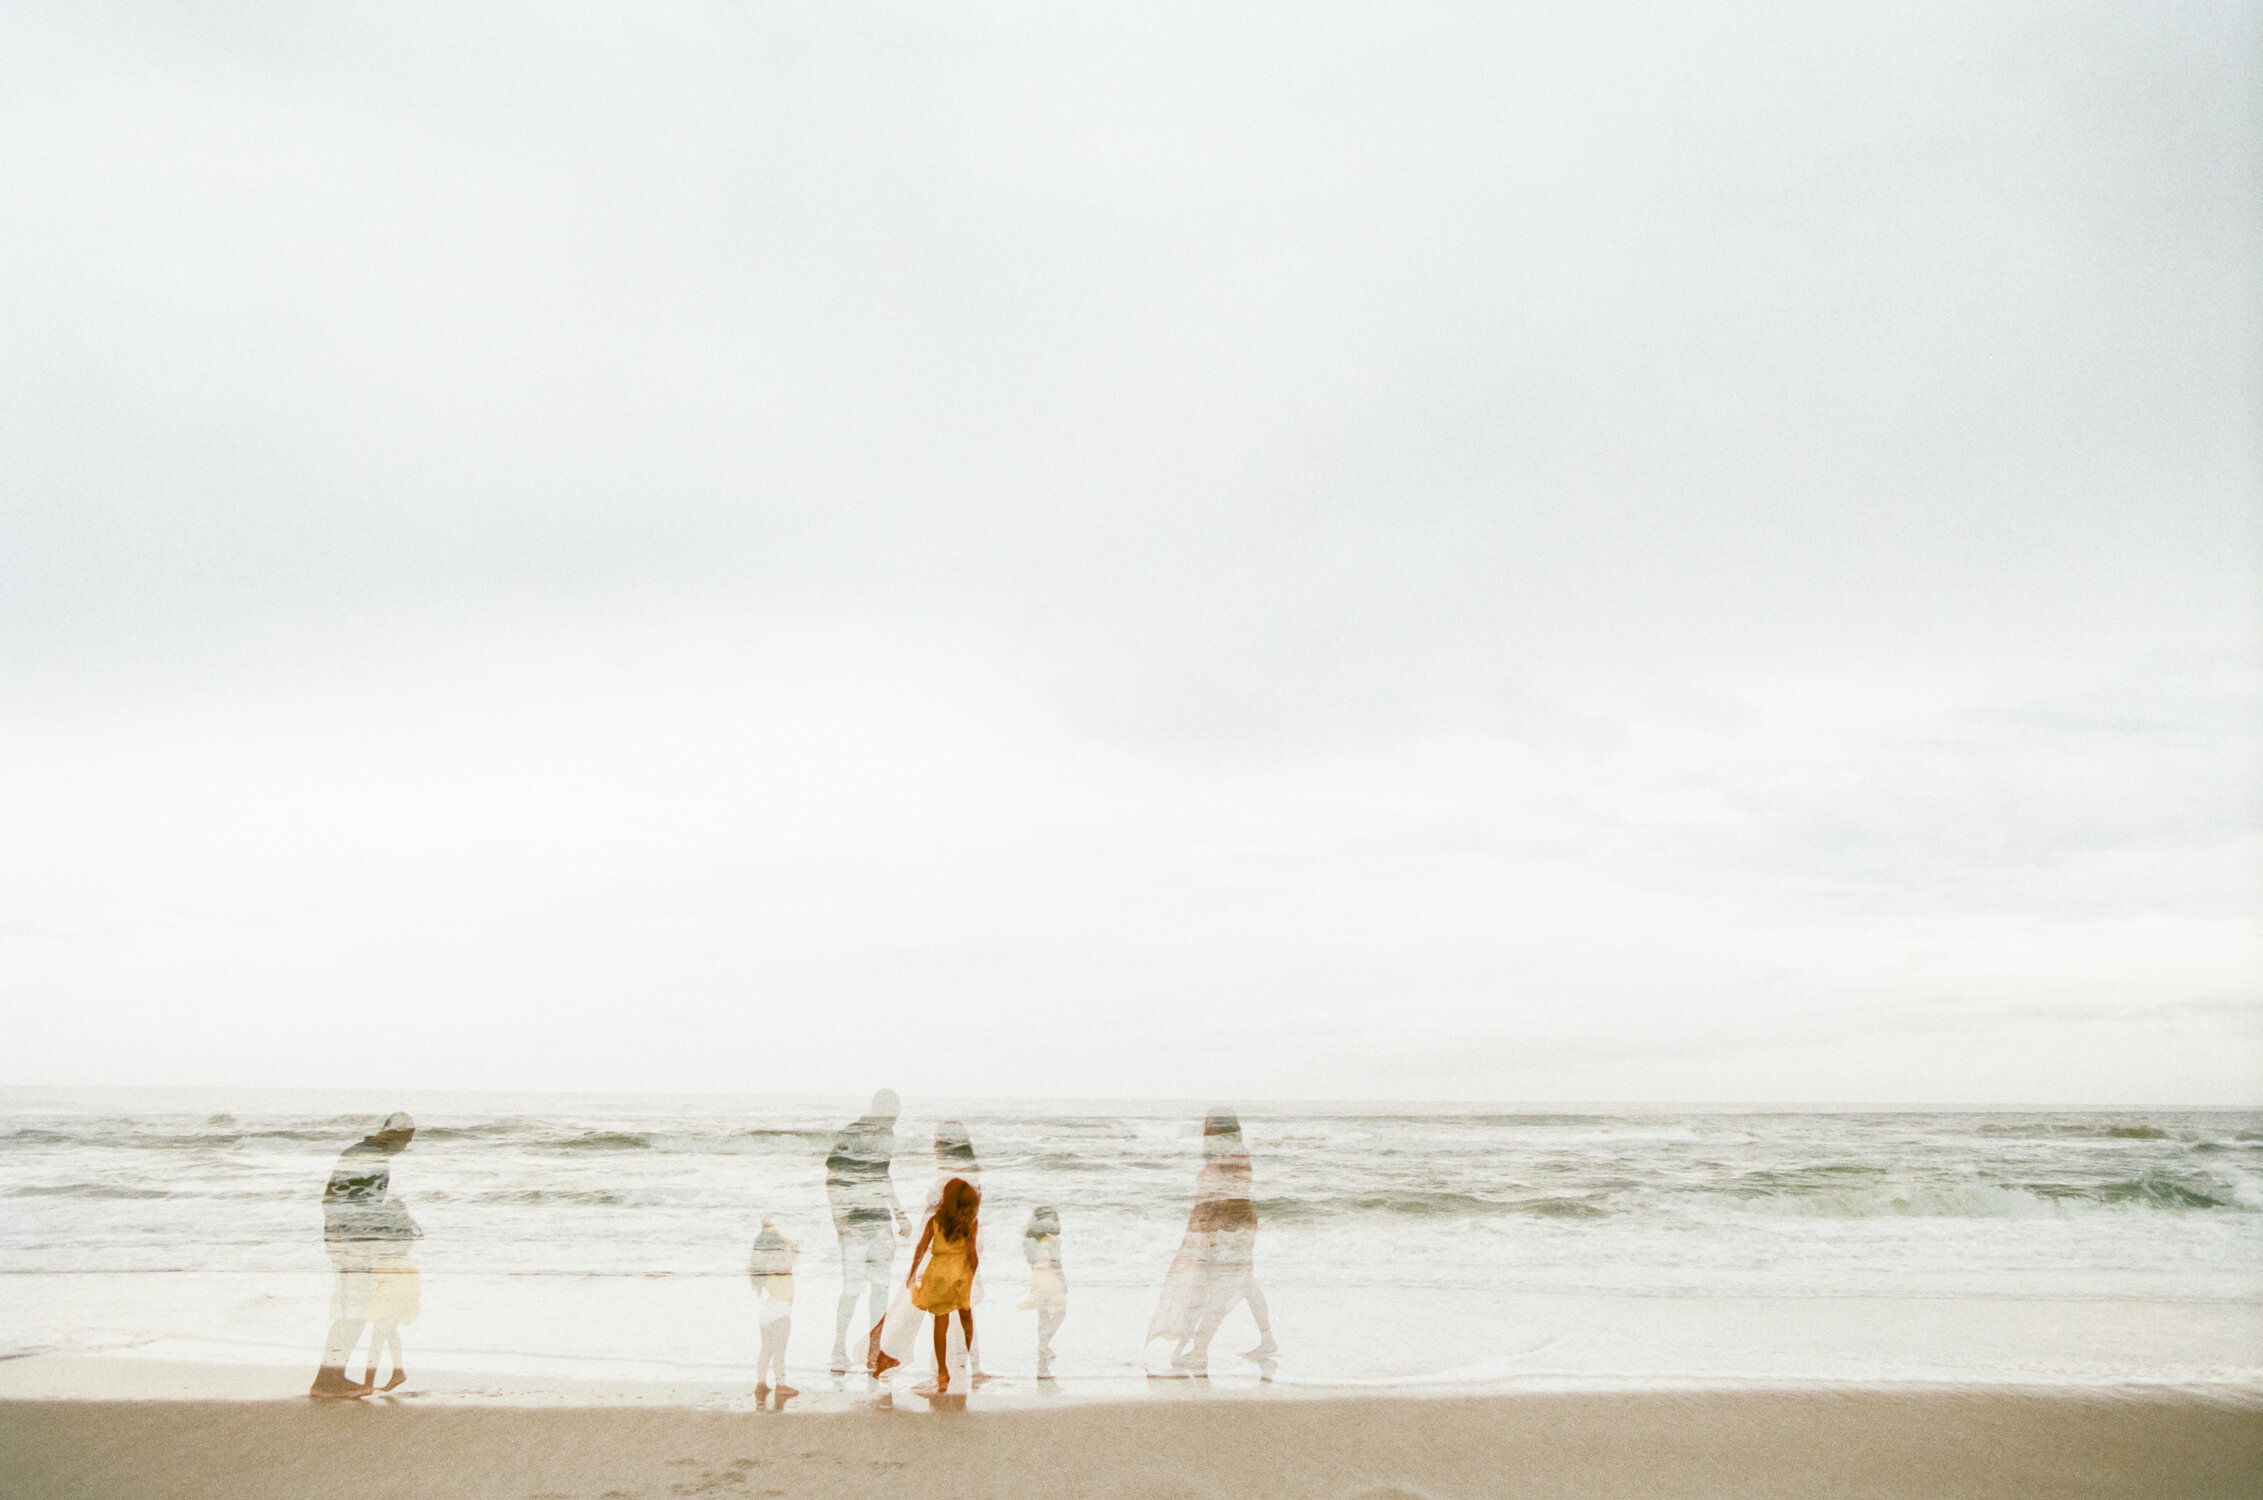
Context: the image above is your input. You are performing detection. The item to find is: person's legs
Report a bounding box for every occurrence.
[862,1230,896,1350]
[757,1313,782,1390]
[1037,1307,1064,1361]
[382,1324,405,1387]
[772,1314,797,1395]
[1186,1304,1224,1365]
[831,1228,865,1369]
[357,1321,387,1383]
[1241,1278,1277,1357]
[1185,1272,1253,1367]
[311,1316,366,1395]
[930,1313,951,1390]
[311,1255,376,1397]
[1185,1230,1259,1369]
[836,1224,895,1371]
[346,1320,379,1389]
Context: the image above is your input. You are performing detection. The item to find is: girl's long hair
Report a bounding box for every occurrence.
[935,1175,979,1242]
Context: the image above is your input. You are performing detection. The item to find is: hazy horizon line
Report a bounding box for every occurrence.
[4,1085,2256,1115]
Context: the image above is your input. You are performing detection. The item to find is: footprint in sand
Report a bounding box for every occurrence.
[600,1490,640,1498]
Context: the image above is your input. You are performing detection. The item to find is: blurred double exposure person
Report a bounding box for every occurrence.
[747,1215,800,1404]
[1019,1205,1067,1377]
[1147,1110,1278,1378]
[309,1111,422,1399]
[826,1089,908,1374]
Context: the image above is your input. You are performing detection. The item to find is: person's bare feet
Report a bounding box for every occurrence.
[871,1350,900,1377]
[380,1370,407,1392]
[308,1371,366,1400]
[755,1382,771,1398]
[773,1383,798,1399]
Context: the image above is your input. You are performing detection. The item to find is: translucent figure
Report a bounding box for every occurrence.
[309,1111,421,1399]
[825,1089,907,1375]
[1019,1204,1067,1377]
[747,1215,800,1405]
[1147,1110,1278,1378]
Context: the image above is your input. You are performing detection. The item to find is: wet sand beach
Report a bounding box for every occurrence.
[4,1386,2259,1500]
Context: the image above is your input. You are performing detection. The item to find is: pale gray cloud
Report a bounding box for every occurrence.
[0,2,2255,1101]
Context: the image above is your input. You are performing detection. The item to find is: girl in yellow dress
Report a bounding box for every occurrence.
[883,1175,980,1394]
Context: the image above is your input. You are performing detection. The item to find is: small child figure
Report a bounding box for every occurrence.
[747,1217,800,1402]
[360,1245,420,1393]
[1018,1204,1067,1377]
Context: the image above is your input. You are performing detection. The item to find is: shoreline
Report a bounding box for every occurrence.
[5,1385,2261,1499]
[6,1354,2263,1410]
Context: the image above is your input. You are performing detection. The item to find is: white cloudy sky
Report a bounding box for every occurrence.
[2,2,2257,1103]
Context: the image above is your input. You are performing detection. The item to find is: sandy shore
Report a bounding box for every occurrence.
[4,1386,2259,1500]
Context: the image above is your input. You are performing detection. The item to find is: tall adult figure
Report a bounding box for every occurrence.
[1146,1109,1278,1377]
[826,1088,909,1375]
[309,1111,421,1399]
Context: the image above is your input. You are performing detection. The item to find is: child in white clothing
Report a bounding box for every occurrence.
[1019,1205,1067,1377]
[747,1217,800,1402]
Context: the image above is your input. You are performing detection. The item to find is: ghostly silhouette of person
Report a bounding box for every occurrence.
[826,1090,908,1374]
[747,1215,800,1403]
[1019,1205,1067,1376]
[309,1112,421,1399]
[1146,1110,1277,1376]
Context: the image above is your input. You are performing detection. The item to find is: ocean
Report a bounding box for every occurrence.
[4,1090,2259,1398]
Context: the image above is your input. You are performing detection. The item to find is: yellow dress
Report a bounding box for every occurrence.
[912,1226,974,1313]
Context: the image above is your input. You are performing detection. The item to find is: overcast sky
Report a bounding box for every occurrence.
[2,2,2257,1103]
